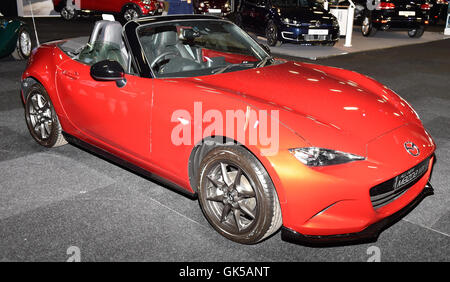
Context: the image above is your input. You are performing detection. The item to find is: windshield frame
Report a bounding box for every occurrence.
[134,18,272,79]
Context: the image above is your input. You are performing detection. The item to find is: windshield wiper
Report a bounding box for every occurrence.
[212,63,254,75]
[256,56,274,68]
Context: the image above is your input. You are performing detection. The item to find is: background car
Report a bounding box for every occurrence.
[235,0,339,46]
[21,15,436,245]
[359,0,431,37]
[193,0,233,16]
[429,0,448,24]
[52,0,164,22]
[0,13,31,60]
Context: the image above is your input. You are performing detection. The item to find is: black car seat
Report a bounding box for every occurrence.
[78,20,128,70]
[150,29,202,74]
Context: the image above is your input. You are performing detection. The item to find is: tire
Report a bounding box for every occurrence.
[361,15,377,37]
[24,83,67,148]
[122,6,142,22]
[265,21,282,47]
[407,26,425,38]
[197,145,282,244]
[11,27,31,60]
[60,7,77,21]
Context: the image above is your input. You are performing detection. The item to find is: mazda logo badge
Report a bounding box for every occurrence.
[316,21,321,27]
[404,142,420,156]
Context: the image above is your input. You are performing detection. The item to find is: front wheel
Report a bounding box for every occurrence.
[361,15,377,37]
[11,27,31,60]
[197,146,282,244]
[408,26,425,38]
[24,83,67,148]
[265,21,282,47]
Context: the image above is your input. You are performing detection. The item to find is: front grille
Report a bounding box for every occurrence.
[301,34,332,41]
[370,157,430,209]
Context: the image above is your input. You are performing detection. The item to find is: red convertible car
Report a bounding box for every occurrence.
[21,15,435,245]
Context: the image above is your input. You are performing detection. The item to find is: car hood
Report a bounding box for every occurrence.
[276,7,334,24]
[186,61,413,156]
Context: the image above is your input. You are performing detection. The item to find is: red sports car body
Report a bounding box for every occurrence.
[21,15,435,245]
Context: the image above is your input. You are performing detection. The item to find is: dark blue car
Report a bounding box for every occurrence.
[235,0,340,46]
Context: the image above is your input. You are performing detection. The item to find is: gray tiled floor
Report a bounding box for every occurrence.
[0,20,449,261]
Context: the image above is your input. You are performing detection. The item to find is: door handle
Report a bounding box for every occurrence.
[62,70,80,80]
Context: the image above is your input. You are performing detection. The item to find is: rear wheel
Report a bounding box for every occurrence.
[197,146,282,244]
[61,6,77,21]
[265,21,282,47]
[123,6,142,21]
[407,26,425,38]
[24,83,67,148]
[361,15,377,37]
[11,27,31,60]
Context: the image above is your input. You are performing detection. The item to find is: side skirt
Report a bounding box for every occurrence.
[62,132,198,200]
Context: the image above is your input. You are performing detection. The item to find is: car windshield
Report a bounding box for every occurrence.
[137,19,271,78]
[271,0,320,8]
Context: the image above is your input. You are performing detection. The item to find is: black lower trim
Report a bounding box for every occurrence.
[281,183,434,247]
[62,132,197,200]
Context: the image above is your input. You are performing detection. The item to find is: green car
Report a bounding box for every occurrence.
[0,13,32,60]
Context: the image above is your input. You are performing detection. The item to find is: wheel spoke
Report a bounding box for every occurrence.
[31,96,40,110]
[206,190,224,203]
[238,201,255,219]
[220,162,232,186]
[220,204,231,222]
[207,175,223,188]
[233,167,242,187]
[44,121,51,135]
[40,123,46,139]
[237,188,255,199]
[233,209,242,232]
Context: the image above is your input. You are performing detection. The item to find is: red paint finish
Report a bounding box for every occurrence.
[22,42,436,238]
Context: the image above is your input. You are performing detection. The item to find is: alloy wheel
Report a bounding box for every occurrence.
[266,23,278,46]
[27,92,53,141]
[124,9,139,21]
[204,162,258,233]
[362,17,370,35]
[20,31,31,58]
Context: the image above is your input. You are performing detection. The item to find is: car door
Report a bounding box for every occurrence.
[78,0,97,10]
[55,58,152,162]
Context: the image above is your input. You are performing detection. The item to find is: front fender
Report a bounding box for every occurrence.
[22,44,70,123]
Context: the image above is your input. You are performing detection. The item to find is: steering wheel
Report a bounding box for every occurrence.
[150,51,178,69]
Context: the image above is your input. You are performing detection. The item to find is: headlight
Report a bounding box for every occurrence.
[200,2,205,7]
[283,18,299,25]
[332,18,339,27]
[141,0,151,4]
[289,147,365,167]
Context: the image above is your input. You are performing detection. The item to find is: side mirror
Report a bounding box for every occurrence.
[90,60,127,88]
[259,43,271,55]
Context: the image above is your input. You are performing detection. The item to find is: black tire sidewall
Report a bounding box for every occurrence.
[197,146,276,244]
[25,84,61,148]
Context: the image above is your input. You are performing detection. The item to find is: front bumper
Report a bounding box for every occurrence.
[281,182,434,246]
[279,24,339,44]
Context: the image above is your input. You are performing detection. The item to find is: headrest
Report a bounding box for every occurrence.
[89,20,123,46]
